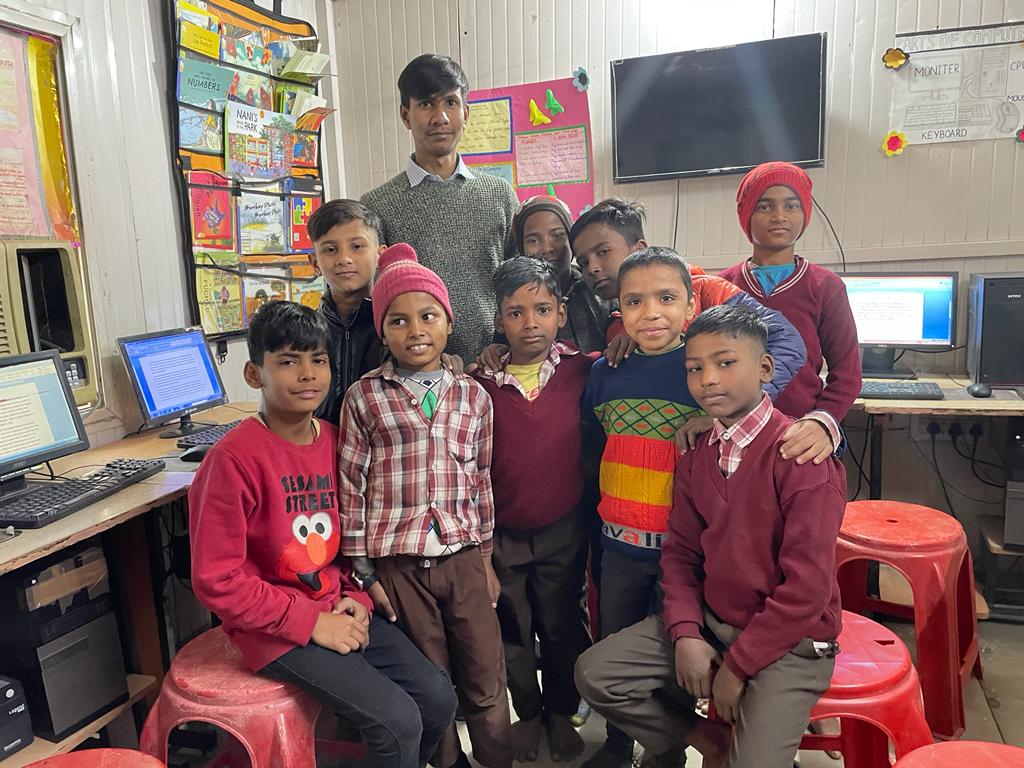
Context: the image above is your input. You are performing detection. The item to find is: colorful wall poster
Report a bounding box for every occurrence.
[177,57,234,110]
[243,268,289,321]
[179,107,223,152]
[463,76,594,218]
[225,101,295,180]
[238,190,286,253]
[292,275,325,309]
[189,171,234,249]
[195,266,243,334]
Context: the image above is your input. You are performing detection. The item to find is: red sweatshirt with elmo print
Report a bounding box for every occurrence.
[189,418,371,670]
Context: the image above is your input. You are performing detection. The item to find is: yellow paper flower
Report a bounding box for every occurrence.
[883,131,908,156]
[882,47,908,71]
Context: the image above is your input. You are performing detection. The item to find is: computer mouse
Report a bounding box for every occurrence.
[967,382,993,398]
[995,101,1020,133]
[179,444,212,463]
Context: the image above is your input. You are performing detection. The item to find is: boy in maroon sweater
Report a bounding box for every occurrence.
[575,305,845,768]
[190,301,456,768]
[719,162,861,466]
[473,258,595,764]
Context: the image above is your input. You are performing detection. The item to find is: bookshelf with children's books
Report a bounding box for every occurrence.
[166,0,335,338]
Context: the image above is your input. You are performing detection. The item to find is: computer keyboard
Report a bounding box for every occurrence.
[0,458,166,529]
[176,420,242,449]
[859,380,945,400]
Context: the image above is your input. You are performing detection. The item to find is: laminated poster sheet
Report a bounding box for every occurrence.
[462,76,594,218]
[889,22,1024,144]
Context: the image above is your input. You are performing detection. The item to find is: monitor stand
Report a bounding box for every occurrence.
[159,414,214,439]
[861,347,917,380]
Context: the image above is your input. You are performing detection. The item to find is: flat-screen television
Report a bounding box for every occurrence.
[611,33,827,182]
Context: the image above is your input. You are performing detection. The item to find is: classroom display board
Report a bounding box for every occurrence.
[461,75,594,218]
[887,22,1024,146]
[168,0,332,338]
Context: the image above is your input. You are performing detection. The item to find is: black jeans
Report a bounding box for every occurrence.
[263,614,457,768]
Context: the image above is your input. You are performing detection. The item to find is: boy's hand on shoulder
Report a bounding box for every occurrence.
[441,353,465,375]
[468,344,508,374]
[333,596,370,628]
[779,419,833,465]
[604,333,637,368]
[312,611,368,656]
[674,636,720,698]
[367,581,398,623]
[711,663,745,725]
[482,553,501,607]
[675,415,715,453]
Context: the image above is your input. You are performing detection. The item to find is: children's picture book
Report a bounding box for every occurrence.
[289,90,326,117]
[289,183,322,250]
[221,34,272,73]
[189,171,234,249]
[225,102,295,180]
[195,266,243,335]
[276,82,315,114]
[238,190,286,254]
[243,269,290,321]
[292,132,318,168]
[179,107,223,152]
[291,275,325,310]
[180,20,220,58]
[178,57,234,110]
[227,69,273,111]
[177,1,219,31]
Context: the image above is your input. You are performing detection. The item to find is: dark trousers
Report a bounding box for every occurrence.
[377,548,512,768]
[598,547,663,746]
[493,511,591,721]
[263,614,457,768]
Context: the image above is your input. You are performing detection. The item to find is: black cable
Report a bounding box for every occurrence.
[972,434,1005,469]
[671,179,681,250]
[951,435,1002,471]
[911,437,1003,505]
[848,419,871,500]
[968,441,1005,488]
[893,350,907,364]
[812,196,846,271]
[915,345,965,354]
[929,435,958,518]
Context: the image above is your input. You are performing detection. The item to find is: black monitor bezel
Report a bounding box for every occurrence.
[836,270,959,351]
[116,326,229,427]
[0,350,90,478]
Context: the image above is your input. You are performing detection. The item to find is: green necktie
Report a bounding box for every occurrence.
[421,388,438,419]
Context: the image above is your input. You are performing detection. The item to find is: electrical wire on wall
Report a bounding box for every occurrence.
[812,195,846,271]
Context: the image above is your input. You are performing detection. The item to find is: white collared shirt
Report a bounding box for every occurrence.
[405,153,476,187]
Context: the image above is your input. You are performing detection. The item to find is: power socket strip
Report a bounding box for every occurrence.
[910,415,959,442]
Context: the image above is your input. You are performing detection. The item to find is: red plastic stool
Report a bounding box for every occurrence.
[25,749,165,767]
[140,628,363,768]
[892,740,1024,766]
[836,500,982,740]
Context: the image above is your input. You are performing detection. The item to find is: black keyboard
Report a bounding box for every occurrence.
[859,380,945,400]
[0,458,166,529]
[176,420,242,449]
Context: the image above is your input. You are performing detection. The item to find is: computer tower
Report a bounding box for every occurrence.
[967,273,1024,387]
[1005,417,1024,549]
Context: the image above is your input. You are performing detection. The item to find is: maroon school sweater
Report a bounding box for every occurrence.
[475,350,595,529]
[661,408,846,681]
[718,257,861,423]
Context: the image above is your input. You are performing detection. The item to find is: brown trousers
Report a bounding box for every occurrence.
[377,548,512,768]
[492,510,591,720]
[575,612,834,768]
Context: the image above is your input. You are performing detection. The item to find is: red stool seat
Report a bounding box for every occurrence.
[837,500,982,740]
[26,749,165,767]
[893,740,1024,766]
[141,628,361,768]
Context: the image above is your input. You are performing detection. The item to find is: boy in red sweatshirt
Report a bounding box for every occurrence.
[575,305,845,768]
[473,258,595,763]
[719,162,861,466]
[189,300,456,768]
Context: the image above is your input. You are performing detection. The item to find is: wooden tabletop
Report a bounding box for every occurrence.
[853,376,1024,416]
[0,403,257,576]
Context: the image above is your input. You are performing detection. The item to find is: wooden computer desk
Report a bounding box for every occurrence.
[0,403,256,767]
[851,376,1024,499]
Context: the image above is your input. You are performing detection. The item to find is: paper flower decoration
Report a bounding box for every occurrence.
[1017,127,1024,144]
[883,130,908,156]
[882,47,909,71]
[572,67,590,92]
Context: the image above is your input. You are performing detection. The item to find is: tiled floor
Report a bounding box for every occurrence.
[454,618,1024,767]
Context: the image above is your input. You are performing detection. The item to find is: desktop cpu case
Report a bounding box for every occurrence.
[967,272,1024,387]
[0,544,129,741]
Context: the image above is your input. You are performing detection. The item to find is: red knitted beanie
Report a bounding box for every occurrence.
[371,243,453,337]
[735,162,813,242]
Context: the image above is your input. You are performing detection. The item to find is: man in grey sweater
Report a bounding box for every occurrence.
[361,53,519,362]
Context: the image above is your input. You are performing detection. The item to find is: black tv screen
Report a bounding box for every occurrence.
[611,33,827,182]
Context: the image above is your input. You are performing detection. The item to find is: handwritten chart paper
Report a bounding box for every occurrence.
[463,77,594,218]
[889,22,1024,144]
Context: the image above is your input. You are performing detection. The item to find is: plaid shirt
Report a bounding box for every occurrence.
[707,393,774,478]
[474,340,580,399]
[337,361,495,557]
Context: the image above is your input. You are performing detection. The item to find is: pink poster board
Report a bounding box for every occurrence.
[462,76,594,219]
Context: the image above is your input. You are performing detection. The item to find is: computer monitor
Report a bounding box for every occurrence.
[117,328,228,438]
[0,351,90,495]
[837,271,958,379]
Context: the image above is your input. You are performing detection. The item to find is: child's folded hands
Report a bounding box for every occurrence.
[674,636,720,698]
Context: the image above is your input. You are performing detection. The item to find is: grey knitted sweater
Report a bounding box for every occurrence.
[361,172,519,361]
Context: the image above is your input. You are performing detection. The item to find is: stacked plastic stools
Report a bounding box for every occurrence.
[25,750,165,767]
[892,740,1024,766]
[140,627,363,768]
[836,500,982,739]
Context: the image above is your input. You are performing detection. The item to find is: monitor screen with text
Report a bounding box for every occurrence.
[119,328,226,422]
[839,273,956,348]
